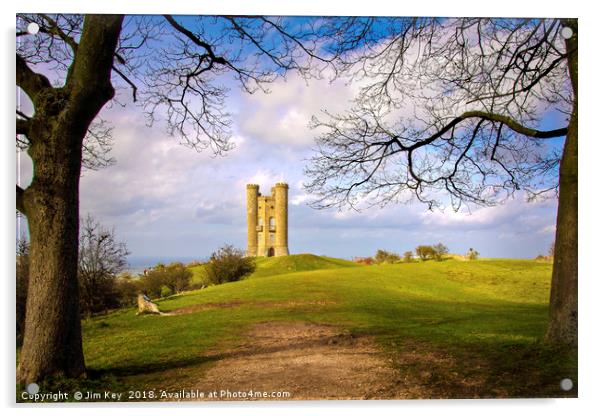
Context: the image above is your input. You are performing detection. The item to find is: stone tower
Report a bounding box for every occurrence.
[246,183,289,257]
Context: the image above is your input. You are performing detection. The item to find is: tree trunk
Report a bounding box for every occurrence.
[545,19,578,346]
[18,136,86,384]
[17,15,124,384]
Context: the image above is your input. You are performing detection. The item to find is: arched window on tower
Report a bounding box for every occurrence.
[269,217,275,231]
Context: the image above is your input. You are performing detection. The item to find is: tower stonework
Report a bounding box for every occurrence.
[246,183,289,257]
[246,184,259,257]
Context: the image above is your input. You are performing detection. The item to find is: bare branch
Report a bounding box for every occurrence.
[305,17,571,211]
[111,65,138,102]
[417,111,567,147]
[39,13,79,53]
[162,15,226,65]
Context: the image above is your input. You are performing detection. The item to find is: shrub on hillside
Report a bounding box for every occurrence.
[403,251,414,263]
[466,248,480,261]
[354,256,375,265]
[432,243,449,262]
[415,245,435,261]
[374,249,401,264]
[363,257,375,265]
[162,262,193,294]
[137,262,192,298]
[138,267,168,299]
[205,245,256,285]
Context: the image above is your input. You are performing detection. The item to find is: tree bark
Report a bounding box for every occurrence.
[18,133,86,383]
[545,19,578,346]
[17,15,123,384]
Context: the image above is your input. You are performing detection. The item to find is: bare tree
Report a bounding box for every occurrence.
[305,18,577,345]
[432,243,449,262]
[15,14,343,384]
[78,214,129,316]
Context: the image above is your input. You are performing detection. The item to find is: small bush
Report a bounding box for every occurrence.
[354,257,375,265]
[466,248,480,260]
[403,251,414,263]
[163,262,193,293]
[138,267,168,299]
[415,245,435,261]
[205,245,256,285]
[534,254,552,262]
[374,249,401,264]
[432,243,449,262]
[138,262,193,298]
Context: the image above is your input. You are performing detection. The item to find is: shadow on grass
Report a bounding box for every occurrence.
[384,338,578,399]
[89,355,218,378]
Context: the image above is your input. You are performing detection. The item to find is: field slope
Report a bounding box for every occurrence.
[78,256,576,400]
[189,253,359,284]
[251,253,360,277]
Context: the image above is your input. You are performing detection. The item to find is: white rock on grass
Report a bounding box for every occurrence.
[136,294,163,315]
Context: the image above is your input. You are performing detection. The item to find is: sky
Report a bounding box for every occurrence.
[16,16,562,264]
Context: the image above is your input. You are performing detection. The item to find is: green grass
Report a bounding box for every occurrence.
[188,253,359,285]
[71,256,575,399]
[251,253,360,277]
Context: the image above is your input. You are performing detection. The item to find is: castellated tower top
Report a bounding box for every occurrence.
[246,182,289,258]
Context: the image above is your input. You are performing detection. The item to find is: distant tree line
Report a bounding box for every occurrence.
[353,243,481,265]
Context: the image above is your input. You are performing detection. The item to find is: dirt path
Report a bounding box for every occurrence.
[191,321,406,400]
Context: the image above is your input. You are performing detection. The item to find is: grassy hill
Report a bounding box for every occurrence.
[252,253,359,277]
[188,253,359,284]
[79,257,575,399]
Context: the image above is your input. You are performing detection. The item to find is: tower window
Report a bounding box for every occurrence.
[258,217,263,225]
[269,217,275,227]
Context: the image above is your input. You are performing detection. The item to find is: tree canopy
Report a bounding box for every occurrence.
[304,18,573,211]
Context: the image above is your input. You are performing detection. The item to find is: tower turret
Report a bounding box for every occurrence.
[246,184,259,257]
[274,183,289,256]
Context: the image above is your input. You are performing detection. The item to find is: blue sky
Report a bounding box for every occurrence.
[16,16,563,262]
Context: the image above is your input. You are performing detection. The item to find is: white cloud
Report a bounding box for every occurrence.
[237,72,358,147]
